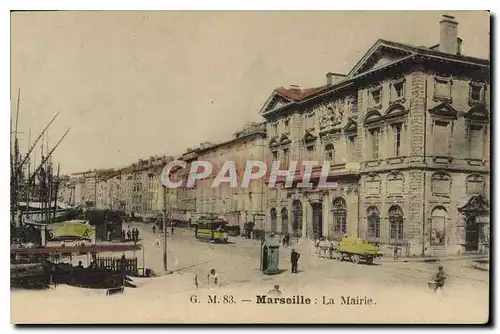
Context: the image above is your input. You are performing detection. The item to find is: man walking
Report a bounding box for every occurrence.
[291,249,300,274]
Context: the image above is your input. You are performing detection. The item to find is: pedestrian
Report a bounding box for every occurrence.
[135,228,140,241]
[171,226,174,235]
[208,269,219,288]
[127,229,131,241]
[107,230,112,242]
[282,236,286,247]
[285,234,290,247]
[121,229,126,241]
[433,265,447,292]
[267,284,282,297]
[291,249,300,274]
[155,237,161,247]
[152,225,156,234]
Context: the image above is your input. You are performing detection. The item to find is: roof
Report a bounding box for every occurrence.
[275,86,328,101]
[262,37,490,116]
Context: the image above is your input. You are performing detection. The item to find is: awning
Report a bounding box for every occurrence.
[170,212,185,221]
[11,244,142,255]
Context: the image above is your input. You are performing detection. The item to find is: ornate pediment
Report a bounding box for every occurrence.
[385,103,409,119]
[302,131,317,144]
[318,98,346,130]
[347,41,414,78]
[458,195,489,213]
[465,105,489,122]
[344,117,358,132]
[279,134,291,145]
[364,110,383,125]
[269,138,279,148]
[259,91,294,114]
[428,102,457,119]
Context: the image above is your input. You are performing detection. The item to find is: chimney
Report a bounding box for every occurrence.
[457,37,463,56]
[326,72,346,86]
[289,84,301,92]
[439,14,459,54]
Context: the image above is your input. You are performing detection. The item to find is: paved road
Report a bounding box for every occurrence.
[129,222,489,292]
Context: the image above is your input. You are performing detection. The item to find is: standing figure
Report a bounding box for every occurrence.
[291,249,300,274]
[208,269,219,288]
[152,225,156,234]
[121,229,126,241]
[135,228,140,241]
[127,229,132,241]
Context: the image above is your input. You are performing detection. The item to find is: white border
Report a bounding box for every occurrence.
[2,2,497,333]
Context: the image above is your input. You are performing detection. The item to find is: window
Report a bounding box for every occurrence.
[466,174,485,196]
[282,148,290,167]
[390,78,405,102]
[433,121,450,156]
[271,123,278,137]
[468,124,484,160]
[469,83,486,104]
[306,145,315,160]
[368,86,382,109]
[332,198,347,234]
[324,144,334,162]
[434,77,452,100]
[305,112,315,130]
[389,205,404,241]
[369,128,380,160]
[284,119,290,133]
[392,123,402,156]
[347,135,357,161]
[367,206,380,239]
[272,151,278,161]
[430,207,447,246]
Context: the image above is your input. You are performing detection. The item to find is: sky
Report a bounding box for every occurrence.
[10,10,490,174]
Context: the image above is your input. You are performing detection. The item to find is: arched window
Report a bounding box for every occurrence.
[367,206,380,238]
[430,207,448,246]
[281,207,289,235]
[270,208,277,232]
[324,144,334,162]
[332,198,347,234]
[292,200,302,237]
[389,205,404,241]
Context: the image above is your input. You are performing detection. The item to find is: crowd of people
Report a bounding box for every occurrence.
[120,228,140,243]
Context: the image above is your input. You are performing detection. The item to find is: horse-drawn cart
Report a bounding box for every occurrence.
[332,237,383,265]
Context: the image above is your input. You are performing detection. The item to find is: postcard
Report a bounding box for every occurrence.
[10,10,490,324]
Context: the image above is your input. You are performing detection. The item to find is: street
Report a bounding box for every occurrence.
[11,222,490,324]
[131,222,489,291]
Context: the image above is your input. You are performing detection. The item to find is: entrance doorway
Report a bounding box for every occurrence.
[270,208,277,232]
[311,203,323,239]
[281,208,288,235]
[465,216,479,252]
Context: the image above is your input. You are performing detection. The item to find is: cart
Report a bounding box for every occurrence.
[333,237,383,265]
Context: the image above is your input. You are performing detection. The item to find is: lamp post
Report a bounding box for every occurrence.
[162,185,173,275]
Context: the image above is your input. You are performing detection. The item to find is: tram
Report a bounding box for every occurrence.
[193,216,229,243]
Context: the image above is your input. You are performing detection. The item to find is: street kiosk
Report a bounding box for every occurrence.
[260,233,280,275]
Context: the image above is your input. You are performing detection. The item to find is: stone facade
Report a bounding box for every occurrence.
[259,15,490,256]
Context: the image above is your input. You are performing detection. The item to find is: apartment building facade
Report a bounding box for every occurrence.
[192,122,268,230]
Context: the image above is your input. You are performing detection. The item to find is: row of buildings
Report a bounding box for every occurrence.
[63,15,490,256]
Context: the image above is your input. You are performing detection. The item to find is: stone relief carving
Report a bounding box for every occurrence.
[318,98,345,129]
